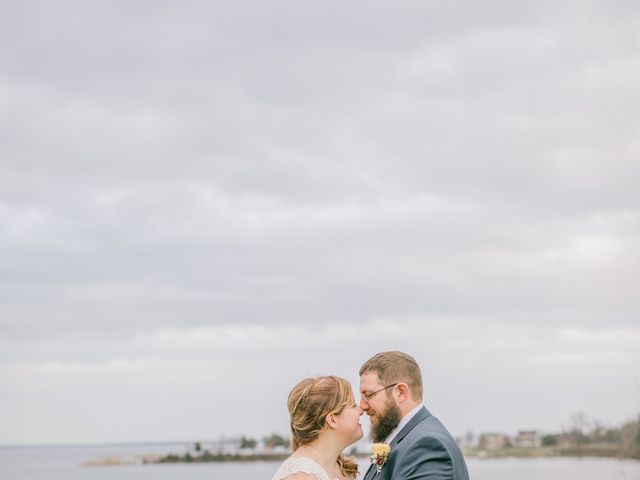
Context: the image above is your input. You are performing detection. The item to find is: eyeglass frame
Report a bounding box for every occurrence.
[360,382,398,403]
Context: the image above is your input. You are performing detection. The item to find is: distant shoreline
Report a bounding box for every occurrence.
[140,447,640,465]
[6,440,634,466]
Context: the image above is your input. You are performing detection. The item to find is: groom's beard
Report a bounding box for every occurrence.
[369,400,402,443]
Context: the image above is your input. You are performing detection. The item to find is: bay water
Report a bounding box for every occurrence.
[1,443,639,480]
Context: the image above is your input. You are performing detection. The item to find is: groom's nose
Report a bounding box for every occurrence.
[359,398,369,411]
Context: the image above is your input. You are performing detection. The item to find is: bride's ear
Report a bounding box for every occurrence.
[325,414,338,429]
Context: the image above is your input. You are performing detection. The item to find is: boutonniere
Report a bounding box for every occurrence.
[370,443,391,473]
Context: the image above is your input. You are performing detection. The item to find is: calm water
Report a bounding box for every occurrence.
[1,444,639,480]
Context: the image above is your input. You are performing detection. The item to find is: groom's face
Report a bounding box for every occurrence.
[359,372,402,443]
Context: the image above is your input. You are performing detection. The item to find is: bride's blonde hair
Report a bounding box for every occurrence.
[287,376,359,479]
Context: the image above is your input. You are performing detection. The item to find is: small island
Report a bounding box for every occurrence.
[148,434,292,464]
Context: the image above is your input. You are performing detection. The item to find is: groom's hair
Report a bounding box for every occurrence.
[359,351,423,401]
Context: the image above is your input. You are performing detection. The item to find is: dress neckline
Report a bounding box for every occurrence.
[290,454,340,480]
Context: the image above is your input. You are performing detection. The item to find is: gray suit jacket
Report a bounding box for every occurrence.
[362,406,469,480]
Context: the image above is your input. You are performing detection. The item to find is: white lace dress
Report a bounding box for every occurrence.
[271,455,339,480]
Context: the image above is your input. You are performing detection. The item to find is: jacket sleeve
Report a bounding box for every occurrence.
[394,436,453,480]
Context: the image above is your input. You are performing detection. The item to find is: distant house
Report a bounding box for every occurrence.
[456,431,477,449]
[556,433,572,447]
[478,433,508,450]
[513,430,541,448]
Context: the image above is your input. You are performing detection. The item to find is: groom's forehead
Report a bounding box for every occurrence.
[359,372,382,390]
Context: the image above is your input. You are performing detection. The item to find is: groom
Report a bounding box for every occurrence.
[359,351,469,480]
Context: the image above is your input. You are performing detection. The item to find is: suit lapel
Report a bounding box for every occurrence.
[390,406,431,448]
[363,463,376,480]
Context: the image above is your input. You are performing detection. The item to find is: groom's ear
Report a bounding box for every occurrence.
[396,382,410,402]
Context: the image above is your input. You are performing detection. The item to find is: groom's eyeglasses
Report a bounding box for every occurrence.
[360,383,398,403]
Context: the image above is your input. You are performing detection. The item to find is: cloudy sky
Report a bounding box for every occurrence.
[1,1,639,445]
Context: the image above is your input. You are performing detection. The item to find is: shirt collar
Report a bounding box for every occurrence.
[384,403,423,444]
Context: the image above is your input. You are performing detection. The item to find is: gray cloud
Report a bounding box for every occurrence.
[1,0,639,443]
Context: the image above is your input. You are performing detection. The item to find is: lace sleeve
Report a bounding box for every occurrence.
[271,456,331,480]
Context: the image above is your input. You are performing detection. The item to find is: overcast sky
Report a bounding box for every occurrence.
[1,1,639,445]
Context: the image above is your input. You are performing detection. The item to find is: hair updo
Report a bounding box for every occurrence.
[287,376,358,479]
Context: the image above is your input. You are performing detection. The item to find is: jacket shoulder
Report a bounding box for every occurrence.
[392,417,469,480]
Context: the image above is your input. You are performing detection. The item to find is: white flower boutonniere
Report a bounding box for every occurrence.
[370,443,391,473]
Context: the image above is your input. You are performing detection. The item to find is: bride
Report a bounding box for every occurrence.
[271,375,364,480]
